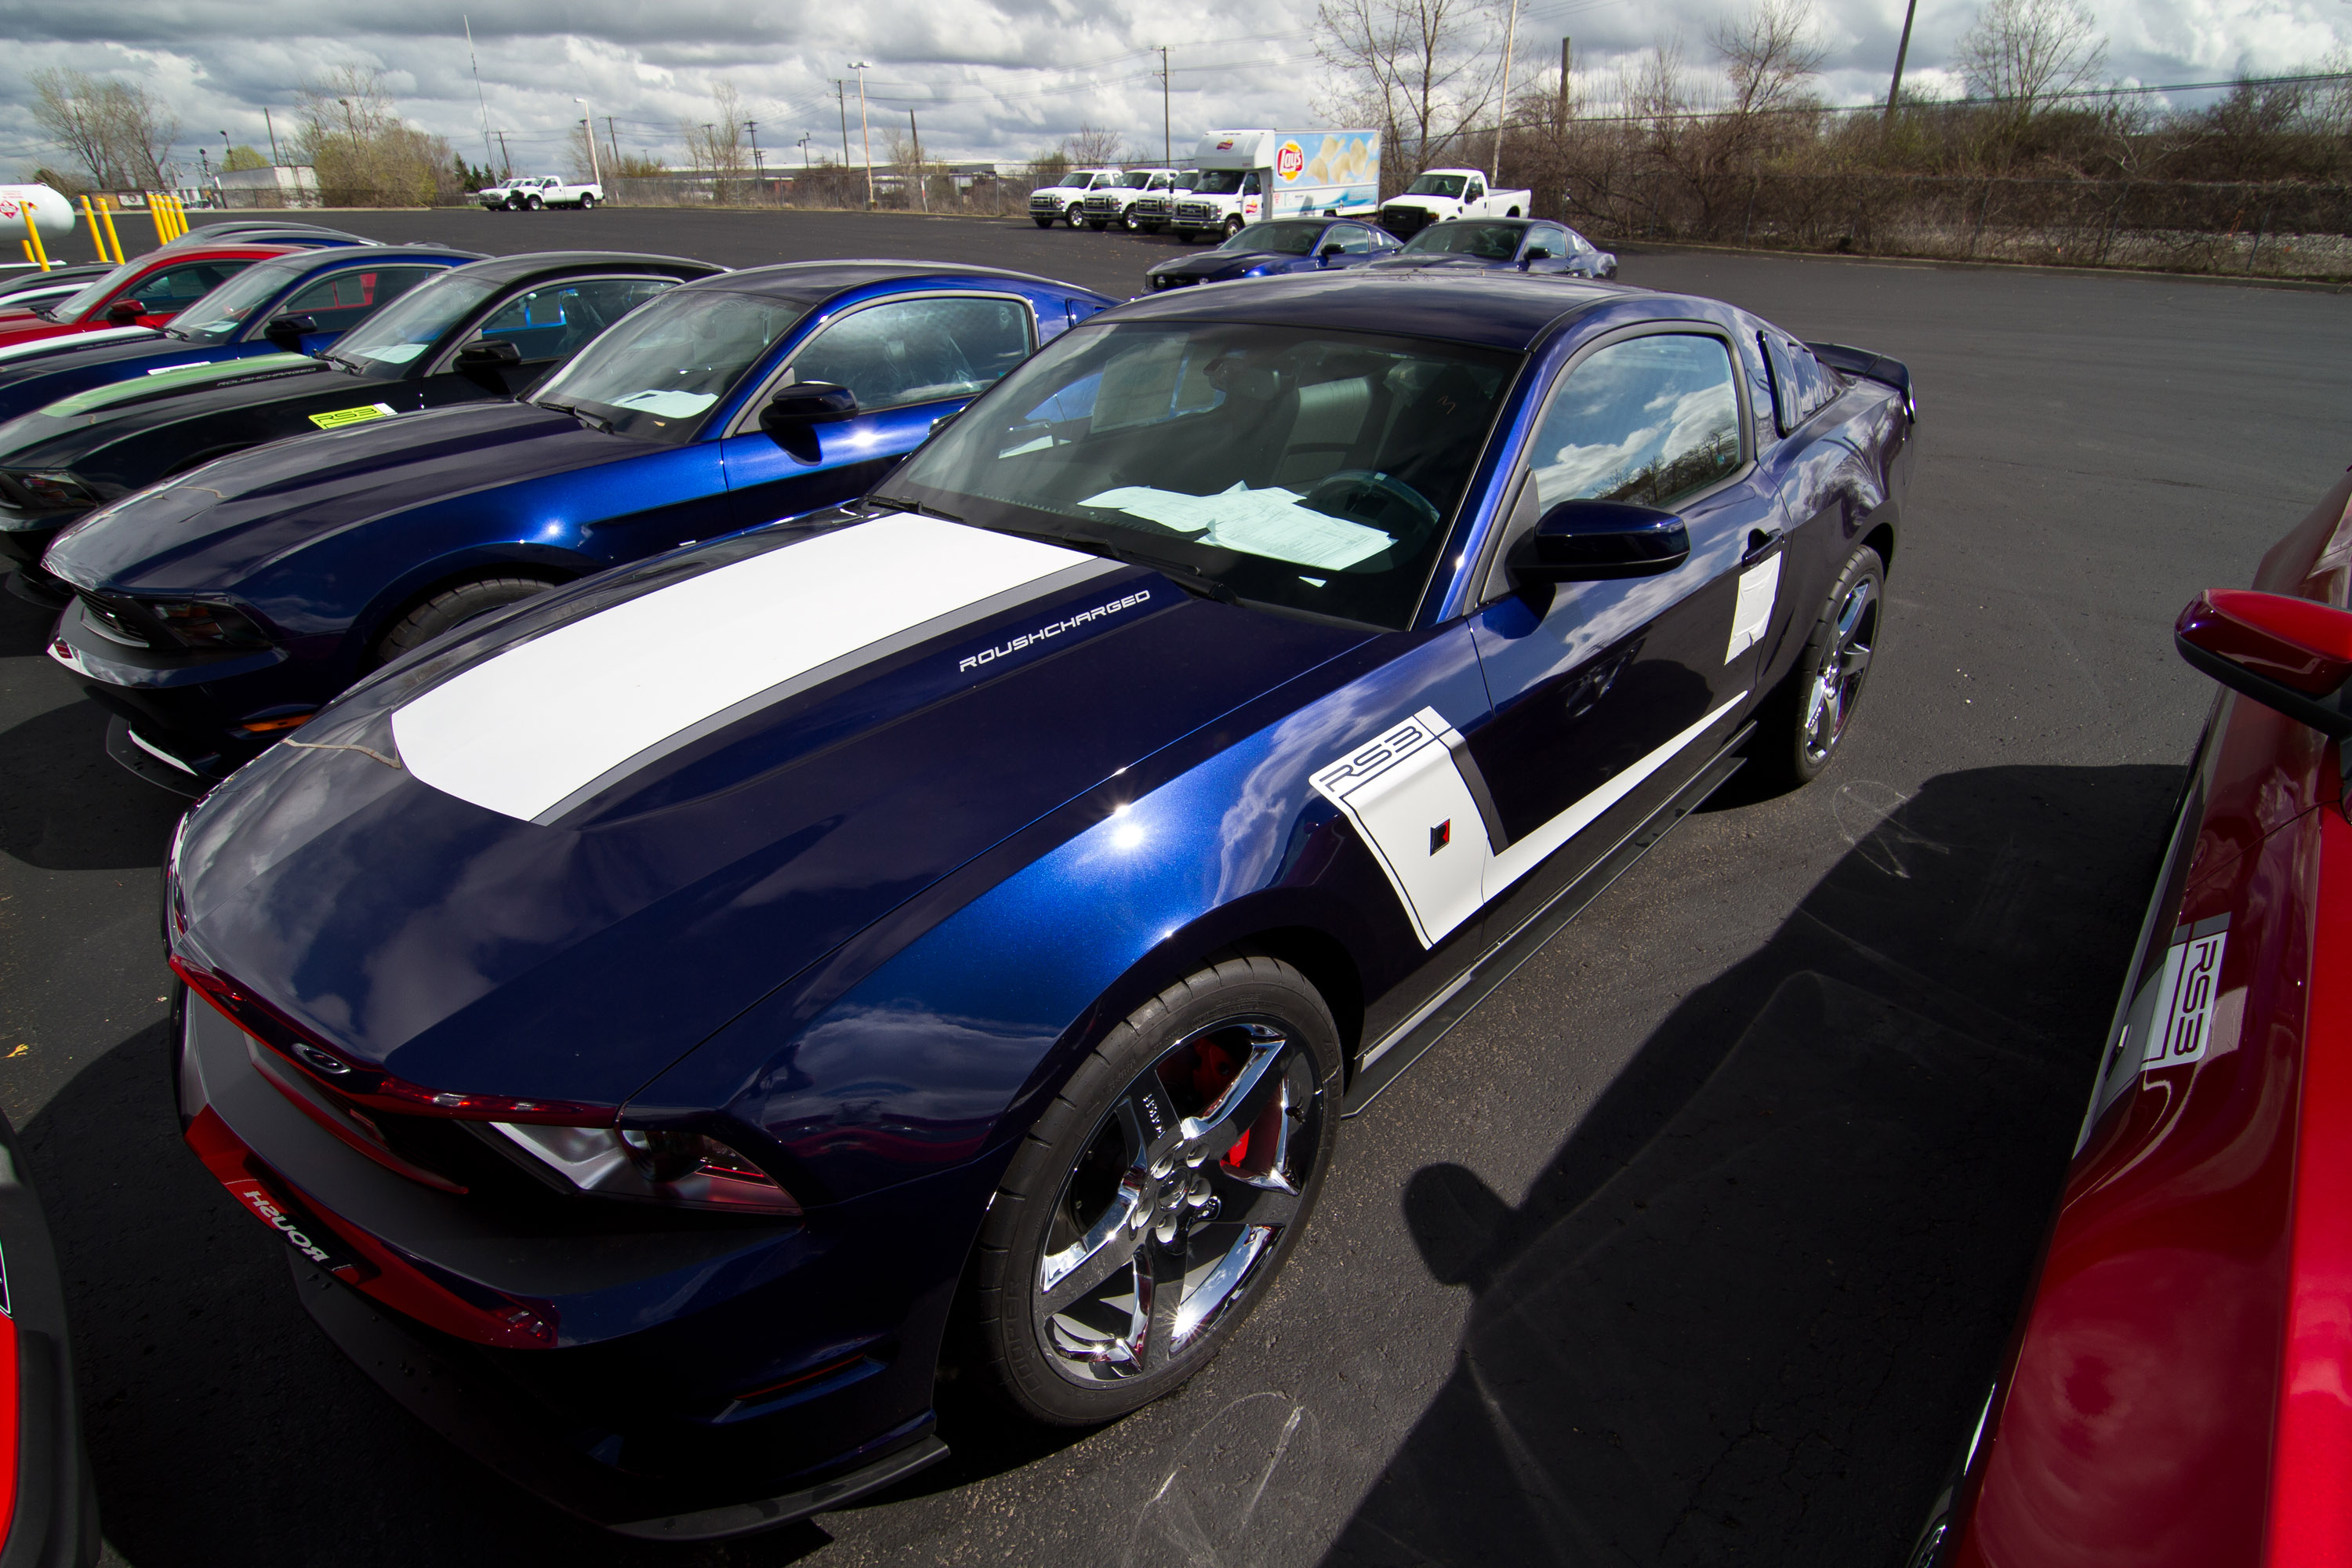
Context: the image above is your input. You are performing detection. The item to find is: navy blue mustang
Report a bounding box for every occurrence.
[1367,216,1619,279]
[46,261,1113,787]
[162,270,1913,1537]
[0,243,485,425]
[1142,217,1400,292]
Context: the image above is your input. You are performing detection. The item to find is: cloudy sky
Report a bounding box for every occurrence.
[2,0,2346,180]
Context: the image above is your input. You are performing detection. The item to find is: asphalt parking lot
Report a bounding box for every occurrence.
[4,207,2347,1566]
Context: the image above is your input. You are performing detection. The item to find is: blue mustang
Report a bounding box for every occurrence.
[1141,217,1400,292]
[159,270,1912,1537]
[1367,216,1620,279]
[46,262,1114,787]
[0,243,485,425]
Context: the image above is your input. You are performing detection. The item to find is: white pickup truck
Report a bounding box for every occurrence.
[478,175,604,212]
[1376,169,1530,241]
[1028,169,1123,229]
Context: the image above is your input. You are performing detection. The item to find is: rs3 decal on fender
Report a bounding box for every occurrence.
[1312,707,1489,948]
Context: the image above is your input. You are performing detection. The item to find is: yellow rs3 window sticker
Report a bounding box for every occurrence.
[309,403,396,430]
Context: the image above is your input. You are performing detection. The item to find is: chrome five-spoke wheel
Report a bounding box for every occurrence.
[1036,1018,1320,1381]
[964,952,1338,1425]
[1801,573,1878,769]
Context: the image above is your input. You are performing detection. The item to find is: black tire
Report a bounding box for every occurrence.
[1063,203,1084,229]
[1748,543,1884,790]
[963,952,1340,1426]
[1033,215,1054,228]
[578,193,597,210]
[1122,209,1145,232]
[372,574,559,666]
[504,196,524,211]
[525,194,543,210]
[1223,215,1244,239]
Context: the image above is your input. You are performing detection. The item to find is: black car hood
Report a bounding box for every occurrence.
[1147,249,1300,281]
[1367,253,1504,271]
[0,354,336,472]
[44,401,638,594]
[169,514,1368,1108]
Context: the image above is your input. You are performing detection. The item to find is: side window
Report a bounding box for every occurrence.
[1332,225,1373,254]
[125,260,250,311]
[1528,334,1743,513]
[1527,225,1569,256]
[280,266,438,335]
[785,296,1033,413]
[1760,332,1832,432]
[470,276,678,364]
[1467,178,1485,201]
[1242,172,1262,195]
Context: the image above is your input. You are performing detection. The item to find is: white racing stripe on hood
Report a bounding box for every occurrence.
[391,514,1097,822]
[0,325,159,365]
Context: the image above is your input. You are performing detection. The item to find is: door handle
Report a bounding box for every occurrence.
[1742,527,1784,565]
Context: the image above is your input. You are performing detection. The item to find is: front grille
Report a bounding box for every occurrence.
[1029,194,1058,210]
[1083,194,1120,212]
[1134,197,1170,217]
[1174,201,1217,223]
[1379,205,1432,239]
[76,592,151,648]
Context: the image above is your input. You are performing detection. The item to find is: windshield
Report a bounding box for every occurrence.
[1116,171,1153,188]
[1406,173,1468,198]
[48,261,144,322]
[529,285,807,442]
[326,274,503,376]
[1188,169,1246,195]
[1221,221,1324,256]
[1401,222,1523,259]
[874,321,1517,630]
[167,256,310,342]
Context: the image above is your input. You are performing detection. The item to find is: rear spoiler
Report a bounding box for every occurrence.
[1806,340,1915,423]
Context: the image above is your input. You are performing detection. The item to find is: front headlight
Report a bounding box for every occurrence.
[2,470,99,514]
[490,1122,803,1214]
[142,597,273,651]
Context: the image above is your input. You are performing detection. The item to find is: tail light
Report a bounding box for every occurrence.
[489,1123,801,1215]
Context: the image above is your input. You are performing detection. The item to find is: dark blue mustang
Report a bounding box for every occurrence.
[0,244,485,425]
[1367,217,1620,279]
[1142,217,1399,292]
[45,262,1114,786]
[160,270,1913,1538]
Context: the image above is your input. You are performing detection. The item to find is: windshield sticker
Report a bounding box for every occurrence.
[2143,922,2230,1071]
[612,389,718,418]
[309,403,396,430]
[354,343,430,364]
[1082,482,1392,570]
[1726,554,1781,661]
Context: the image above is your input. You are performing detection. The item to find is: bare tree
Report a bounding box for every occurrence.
[1955,0,2106,122]
[1712,0,1826,121]
[679,83,748,180]
[1313,0,1504,187]
[1062,125,1125,166]
[29,67,177,190]
[293,66,452,205]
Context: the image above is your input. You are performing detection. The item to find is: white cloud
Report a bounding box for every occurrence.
[0,0,2343,178]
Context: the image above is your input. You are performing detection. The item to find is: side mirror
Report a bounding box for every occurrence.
[1319,243,1345,261]
[2176,589,2352,738]
[1513,499,1690,584]
[758,380,858,464]
[1519,246,1552,267]
[107,298,146,324]
[263,314,318,351]
[455,339,524,368]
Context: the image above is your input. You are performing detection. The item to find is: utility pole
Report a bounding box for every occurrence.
[1885,0,1920,118]
[494,129,511,178]
[1559,38,1571,127]
[1160,46,1171,165]
[909,110,927,211]
[836,81,851,169]
[746,119,764,176]
[850,62,874,208]
[575,97,601,191]
[798,133,812,169]
[464,15,496,175]
[1492,0,1520,180]
[606,116,620,169]
[265,106,282,168]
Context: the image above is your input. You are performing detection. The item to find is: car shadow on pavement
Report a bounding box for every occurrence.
[0,699,187,873]
[1323,761,2178,1568]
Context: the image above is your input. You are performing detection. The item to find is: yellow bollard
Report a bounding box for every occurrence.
[80,194,103,260]
[150,194,171,246]
[97,198,125,264]
[22,204,49,271]
[168,194,187,241]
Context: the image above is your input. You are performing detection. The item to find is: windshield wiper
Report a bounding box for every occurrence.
[31,305,58,323]
[321,350,367,373]
[536,399,614,434]
[981,522,1238,606]
[863,495,964,524]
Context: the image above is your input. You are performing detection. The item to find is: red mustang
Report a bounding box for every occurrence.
[1921,468,2352,1566]
[0,244,290,351]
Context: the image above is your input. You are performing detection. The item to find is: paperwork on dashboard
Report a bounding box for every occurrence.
[1080,481,1389,571]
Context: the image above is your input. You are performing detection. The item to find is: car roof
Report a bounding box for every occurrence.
[255,243,488,268]
[679,259,1094,303]
[1105,270,1638,349]
[443,250,724,285]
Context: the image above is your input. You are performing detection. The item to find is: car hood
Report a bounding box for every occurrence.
[0,325,170,382]
[169,510,1367,1107]
[1367,254,1503,272]
[1147,250,1298,281]
[0,352,329,469]
[44,401,633,593]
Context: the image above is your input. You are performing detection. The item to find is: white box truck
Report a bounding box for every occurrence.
[1167,129,1381,241]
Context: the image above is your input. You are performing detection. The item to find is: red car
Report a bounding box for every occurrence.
[1918,467,2352,1566]
[0,245,290,352]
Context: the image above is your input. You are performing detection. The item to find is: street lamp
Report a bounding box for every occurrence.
[573,96,603,195]
[848,62,874,208]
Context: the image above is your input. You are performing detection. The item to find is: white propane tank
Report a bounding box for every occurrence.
[0,186,82,247]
